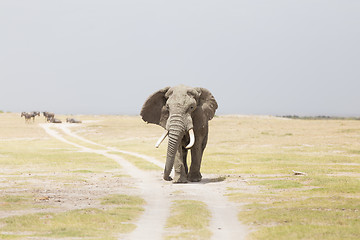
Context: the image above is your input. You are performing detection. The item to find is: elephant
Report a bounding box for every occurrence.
[140,85,218,183]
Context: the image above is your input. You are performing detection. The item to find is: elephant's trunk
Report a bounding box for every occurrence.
[163,114,186,181]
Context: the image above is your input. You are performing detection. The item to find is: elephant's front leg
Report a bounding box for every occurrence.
[188,133,208,182]
[188,147,204,182]
[173,145,188,183]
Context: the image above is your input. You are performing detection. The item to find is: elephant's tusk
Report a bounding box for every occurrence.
[186,129,195,149]
[155,130,169,148]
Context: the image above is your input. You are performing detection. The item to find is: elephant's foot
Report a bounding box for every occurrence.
[173,174,188,184]
[173,161,188,183]
[163,176,173,181]
[187,172,202,182]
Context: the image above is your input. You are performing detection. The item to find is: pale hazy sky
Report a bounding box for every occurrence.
[1,1,359,116]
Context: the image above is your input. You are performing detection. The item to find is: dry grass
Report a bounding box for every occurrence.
[208,116,360,240]
[165,200,212,240]
[0,113,145,239]
[74,114,360,239]
[1,112,360,239]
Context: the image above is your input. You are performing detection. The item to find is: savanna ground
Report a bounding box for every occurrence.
[0,113,359,239]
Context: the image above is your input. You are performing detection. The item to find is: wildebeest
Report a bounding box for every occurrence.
[49,117,62,123]
[21,111,41,123]
[66,118,82,123]
[43,112,55,122]
[30,111,40,122]
[21,112,32,123]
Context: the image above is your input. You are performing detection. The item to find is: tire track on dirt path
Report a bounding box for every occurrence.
[105,150,248,239]
[40,123,172,240]
[55,123,165,169]
[42,123,249,239]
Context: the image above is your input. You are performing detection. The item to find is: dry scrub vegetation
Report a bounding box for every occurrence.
[0,113,360,239]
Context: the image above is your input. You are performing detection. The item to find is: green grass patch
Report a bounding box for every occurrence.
[239,196,360,240]
[0,203,144,239]
[113,174,130,178]
[165,200,212,240]
[0,139,120,172]
[110,152,162,171]
[71,169,94,173]
[304,176,360,194]
[101,194,145,206]
[256,178,304,189]
[0,195,33,211]
[55,130,107,151]
[231,174,360,240]
[251,224,360,240]
[203,151,360,175]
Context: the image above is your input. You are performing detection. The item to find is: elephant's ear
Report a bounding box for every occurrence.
[196,88,218,120]
[140,87,170,129]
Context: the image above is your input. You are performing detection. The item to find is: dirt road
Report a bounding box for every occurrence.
[40,123,248,240]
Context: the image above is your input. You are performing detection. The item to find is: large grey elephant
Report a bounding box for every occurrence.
[140,85,218,183]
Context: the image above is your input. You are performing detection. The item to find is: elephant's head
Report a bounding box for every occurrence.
[140,85,218,181]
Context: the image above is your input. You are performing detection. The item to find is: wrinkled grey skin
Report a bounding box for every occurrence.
[140,85,218,183]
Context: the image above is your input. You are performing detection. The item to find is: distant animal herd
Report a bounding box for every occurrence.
[21,111,82,124]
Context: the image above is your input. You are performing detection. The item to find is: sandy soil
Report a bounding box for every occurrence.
[40,123,249,240]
